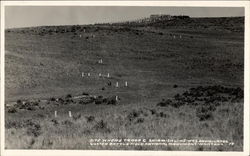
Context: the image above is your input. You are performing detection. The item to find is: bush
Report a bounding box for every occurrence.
[157,99,172,107]
[7,107,17,113]
[17,99,22,105]
[79,97,94,105]
[136,118,144,123]
[94,96,105,105]
[173,84,178,88]
[196,106,214,121]
[86,116,95,122]
[66,94,72,99]
[26,121,42,137]
[82,92,89,96]
[95,99,103,105]
[61,120,73,126]
[27,107,36,111]
[65,98,74,104]
[73,113,81,121]
[93,120,110,133]
[5,121,23,129]
[51,119,59,126]
[50,97,56,101]
[127,110,141,121]
[106,96,117,105]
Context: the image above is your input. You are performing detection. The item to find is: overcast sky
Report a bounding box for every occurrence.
[5,6,244,29]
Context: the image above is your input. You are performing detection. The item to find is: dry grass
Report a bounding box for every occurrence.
[5,86,243,151]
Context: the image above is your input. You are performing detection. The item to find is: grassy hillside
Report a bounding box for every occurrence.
[5,17,244,150]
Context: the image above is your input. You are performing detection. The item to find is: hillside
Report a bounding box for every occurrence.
[5,16,244,101]
[5,16,244,150]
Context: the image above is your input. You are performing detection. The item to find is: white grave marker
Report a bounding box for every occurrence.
[54,111,57,118]
[115,96,118,101]
[88,73,90,76]
[99,73,102,77]
[125,81,128,87]
[107,73,110,78]
[82,72,84,77]
[69,111,72,118]
[116,82,119,87]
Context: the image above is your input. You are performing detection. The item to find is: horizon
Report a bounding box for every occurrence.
[5,6,244,29]
[5,15,245,30]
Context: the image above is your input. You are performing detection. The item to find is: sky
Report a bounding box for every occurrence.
[5,6,244,29]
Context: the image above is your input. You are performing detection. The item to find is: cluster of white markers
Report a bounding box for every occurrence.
[81,59,129,88]
[54,58,129,118]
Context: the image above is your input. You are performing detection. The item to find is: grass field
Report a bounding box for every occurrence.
[5,16,244,150]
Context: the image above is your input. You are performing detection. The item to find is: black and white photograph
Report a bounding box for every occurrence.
[1,1,249,155]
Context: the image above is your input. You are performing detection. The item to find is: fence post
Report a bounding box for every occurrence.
[107,73,110,78]
[116,82,119,87]
[125,81,128,87]
[99,73,102,77]
[115,96,118,101]
[88,73,90,76]
[82,72,84,77]
[69,111,72,118]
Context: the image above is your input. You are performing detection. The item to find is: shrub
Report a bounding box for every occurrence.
[86,116,95,122]
[136,118,144,123]
[150,109,157,115]
[157,99,172,107]
[66,94,72,99]
[95,99,103,105]
[79,97,94,105]
[26,121,42,137]
[82,92,89,96]
[106,96,117,105]
[196,106,214,121]
[7,107,17,113]
[65,98,74,104]
[61,120,73,126]
[50,97,56,101]
[159,112,167,118]
[5,121,23,129]
[73,113,81,121]
[127,110,141,121]
[171,101,185,108]
[93,120,110,133]
[57,98,64,104]
[27,107,36,111]
[94,96,105,105]
[51,119,59,126]
[17,99,22,105]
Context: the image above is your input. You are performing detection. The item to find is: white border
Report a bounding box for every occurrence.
[0,1,249,156]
